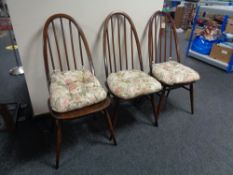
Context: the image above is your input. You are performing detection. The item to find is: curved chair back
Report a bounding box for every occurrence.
[103,12,143,78]
[148,11,181,72]
[43,13,94,83]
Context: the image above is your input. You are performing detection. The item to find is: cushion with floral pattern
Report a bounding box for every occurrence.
[49,70,107,113]
[107,70,162,99]
[152,61,200,85]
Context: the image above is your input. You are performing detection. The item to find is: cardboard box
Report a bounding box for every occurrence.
[185,28,203,40]
[194,28,203,35]
[210,44,233,63]
[225,18,233,34]
[175,6,184,28]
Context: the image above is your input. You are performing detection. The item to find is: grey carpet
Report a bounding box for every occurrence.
[0,32,233,175]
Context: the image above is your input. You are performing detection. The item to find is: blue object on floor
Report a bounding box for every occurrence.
[191,36,218,55]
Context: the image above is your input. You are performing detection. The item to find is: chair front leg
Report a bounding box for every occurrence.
[156,88,166,126]
[164,88,171,107]
[166,89,171,98]
[108,98,119,140]
[150,94,158,126]
[112,98,120,129]
[55,119,62,169]
[103,109,117,145]
[190,83,194,114]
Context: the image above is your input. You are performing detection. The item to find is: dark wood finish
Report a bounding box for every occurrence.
[156,88,166,126]
[0,104,15,132]
[43,13,116,169]
[111,98,120,128]
[103,12,161,127]
[103,109,117,145]
[190,83,194,114]
[150,94,158,126]
[55,119,61,169]
[109,98,119,140]
[48,98,111,120]
[148,11,197,116]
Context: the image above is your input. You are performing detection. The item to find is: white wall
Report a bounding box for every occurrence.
[7,0,163,115]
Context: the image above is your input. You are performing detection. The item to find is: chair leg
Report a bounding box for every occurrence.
[150,94,158,126]
[109,98,119,140]
[166,89,171,98]
[164,89,171,107]
[103,109,117,145]
[112,98,120,128]
[55,119,62,169]
[190,83,194,114]
[156,88,166,127]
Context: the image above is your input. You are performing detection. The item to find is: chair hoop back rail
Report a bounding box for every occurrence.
[43,13,94,84]
[148,11,181,74]
[103,12,143,78]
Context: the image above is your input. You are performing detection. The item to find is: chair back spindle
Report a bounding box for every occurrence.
[148,11,181,73]
[43,14,94,83]
[103,12,143,78]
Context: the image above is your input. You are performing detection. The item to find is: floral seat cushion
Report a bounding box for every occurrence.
[152,61,200,86]
[107,70,162,99]
[49,70,107,113]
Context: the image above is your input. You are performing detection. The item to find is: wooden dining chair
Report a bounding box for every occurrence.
[43,13,116,169]
[103,12,162,127]
[148,11,200,114]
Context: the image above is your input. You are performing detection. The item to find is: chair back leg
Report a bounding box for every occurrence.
[109,98,119,140]
[156,88,166,126]
[190,83,194,114]
[103,110,117,145]
[150,94,158,126]
[55,119,62,169]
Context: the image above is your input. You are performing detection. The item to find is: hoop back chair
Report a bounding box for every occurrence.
[148,11,200,114]
[103,12,162,127]
[43,13,116,169]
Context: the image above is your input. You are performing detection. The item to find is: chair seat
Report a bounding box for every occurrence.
[107,70,162,99]
[152,61,200,86]
[49,70,107,113]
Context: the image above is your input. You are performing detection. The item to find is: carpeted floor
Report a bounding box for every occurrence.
[0,32,233,175]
